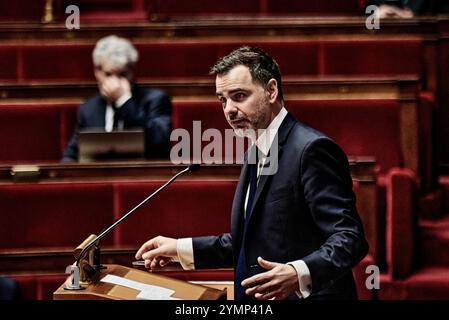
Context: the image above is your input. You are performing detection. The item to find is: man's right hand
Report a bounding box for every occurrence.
[99,75,131,104]
[135,236,178,270]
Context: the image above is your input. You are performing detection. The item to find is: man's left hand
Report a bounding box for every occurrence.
[241,256,299,300]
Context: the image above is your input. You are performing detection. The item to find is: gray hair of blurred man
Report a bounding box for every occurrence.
[92,35,139,70]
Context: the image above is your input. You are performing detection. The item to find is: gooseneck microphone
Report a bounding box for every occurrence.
[74,164,201,271]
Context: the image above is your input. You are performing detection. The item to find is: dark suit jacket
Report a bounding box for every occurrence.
[192,112,369,299]
[62,84,172,161]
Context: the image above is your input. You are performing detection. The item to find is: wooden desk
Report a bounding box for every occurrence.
[53,264,226,300]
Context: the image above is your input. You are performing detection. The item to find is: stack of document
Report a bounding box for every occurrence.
[101,274,181,300]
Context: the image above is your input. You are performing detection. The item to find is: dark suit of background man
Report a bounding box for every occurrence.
[135,46,369,300]
[62,35,171,161]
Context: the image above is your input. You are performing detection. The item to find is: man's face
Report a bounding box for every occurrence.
[94,60,132,88]
[215,65,276,139]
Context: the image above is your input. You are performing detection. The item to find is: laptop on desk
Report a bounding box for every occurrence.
[78,129,145,162]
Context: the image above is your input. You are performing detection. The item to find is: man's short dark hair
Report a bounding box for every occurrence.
[210,46,284,102]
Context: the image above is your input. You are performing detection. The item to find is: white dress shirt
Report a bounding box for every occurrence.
[177,107,312,298]
[104,93,132,132]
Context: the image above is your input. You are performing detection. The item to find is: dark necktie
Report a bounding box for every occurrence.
[112,103,121,130]
[235,150,258,300]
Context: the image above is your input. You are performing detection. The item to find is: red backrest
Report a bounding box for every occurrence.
[21,44,94,81]
[0,183,115,249]
[11,274,67,300]
[0,40,423,81]
[0,103,78,162]
[173,100,403,173]
[322,40,423,76]
[172,100,249,163]
[114,180,237,245]
[287,100,403,173]
[135,42,219,79]
[148,0,362,16]
[149,0,261,15]
[268,0,362,14]
[0,0,46,21]
[0,45,18,81]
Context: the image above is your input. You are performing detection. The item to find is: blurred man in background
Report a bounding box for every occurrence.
[62,35,171,161]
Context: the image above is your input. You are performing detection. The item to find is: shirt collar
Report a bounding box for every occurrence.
[255,107,288,157]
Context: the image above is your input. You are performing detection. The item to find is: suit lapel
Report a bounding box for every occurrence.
[95,99,107,127]
[231,154,251,247]
[245,113,296,226]
[231,113,297,251]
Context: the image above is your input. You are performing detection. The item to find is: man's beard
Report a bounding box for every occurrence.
[233,127,257,142]
[230,97,269,141]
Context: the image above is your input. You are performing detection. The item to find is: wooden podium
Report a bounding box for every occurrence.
[53,264,227,300]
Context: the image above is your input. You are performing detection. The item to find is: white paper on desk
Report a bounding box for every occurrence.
[136,290,182,300]
[101,274,175,299]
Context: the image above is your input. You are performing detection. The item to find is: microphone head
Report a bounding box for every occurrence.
[188,164,201,173]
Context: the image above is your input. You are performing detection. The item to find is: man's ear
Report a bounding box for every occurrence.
[266,79,278,103]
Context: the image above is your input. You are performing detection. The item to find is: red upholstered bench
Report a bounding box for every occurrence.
[0,45,18,81]
[386,168,417,280]
[287,100,403,175]
[0,179,236,250]
[173,100,406,175]
[0,94,430,179]
[267,0,364,15]
[147,0,363,18]
[11,273,67,300]
[352,254,375,300]
[114,180,237,245]
[0,103,78,163]
[0,39,423,82]
[21,44,94,82]
[0,182,115,249]
[0,0,46,22]
[321,40,422,76]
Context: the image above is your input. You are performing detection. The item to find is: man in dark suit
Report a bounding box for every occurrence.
[135,46,368,300]
[62,35,171,161]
